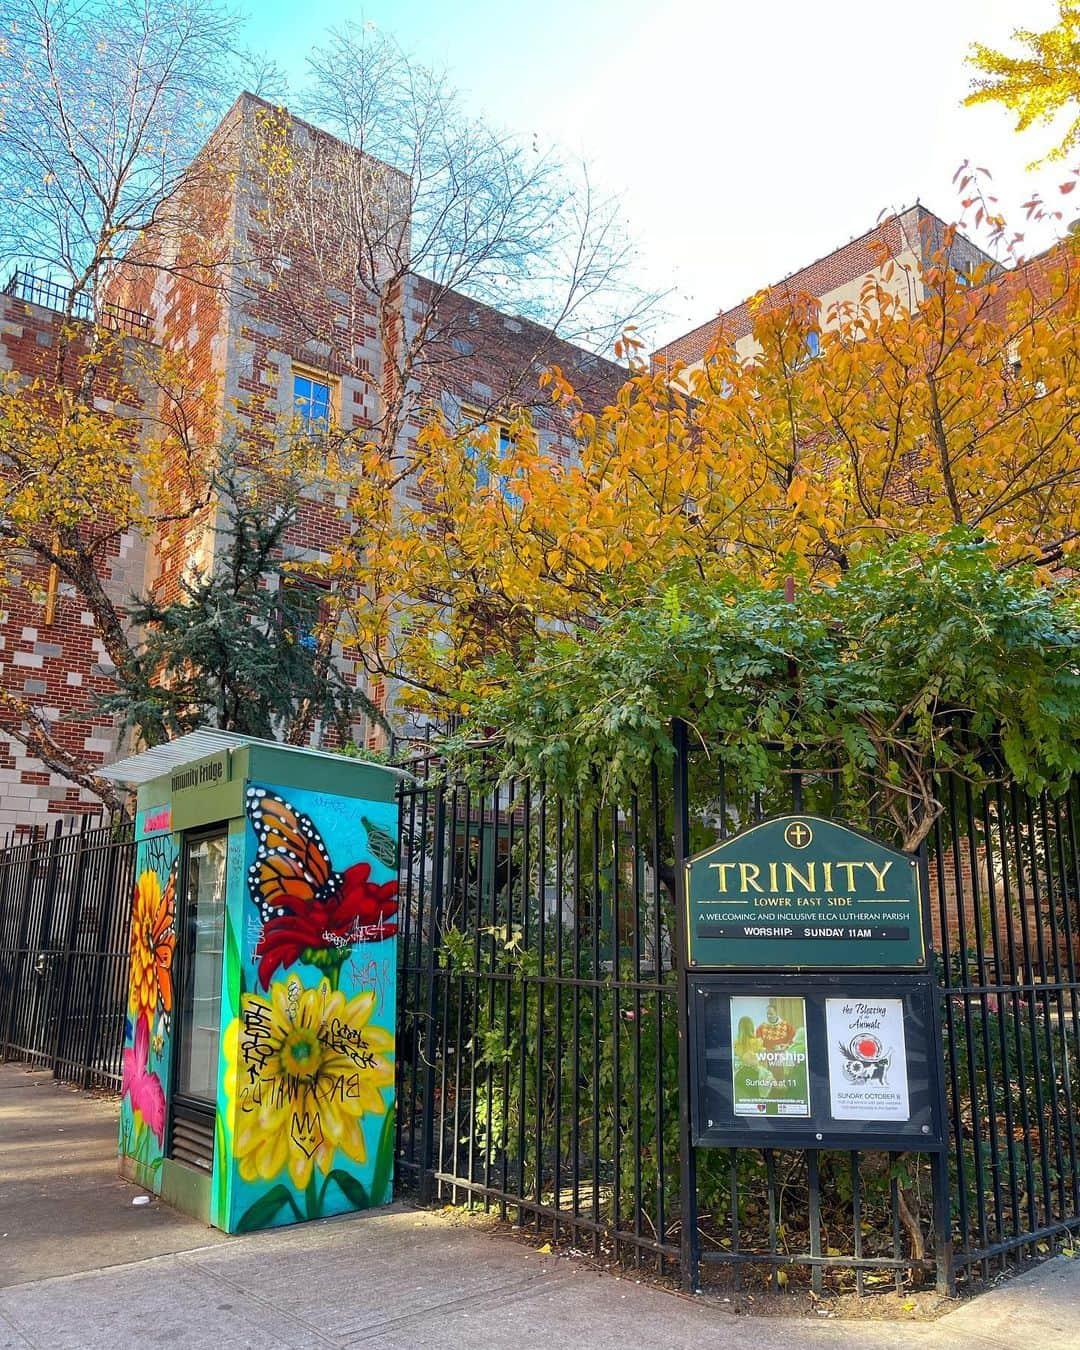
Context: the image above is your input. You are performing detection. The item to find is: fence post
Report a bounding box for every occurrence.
[0,834,13,1055]
[1,828,43,1059]
[418,784,447,1205]
[83,833,125,1088]
[923,839,956,1295]
[51,817,91,1079]
[33,821,65,1067]
[671,718,700,1292]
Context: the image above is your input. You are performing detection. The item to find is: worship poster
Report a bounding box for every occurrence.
[730,995,810,1117]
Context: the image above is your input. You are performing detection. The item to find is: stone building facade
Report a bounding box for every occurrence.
[0,93,622,832]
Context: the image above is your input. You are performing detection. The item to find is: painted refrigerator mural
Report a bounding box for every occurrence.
[119,828,178,1182]
[216,781,398,1231]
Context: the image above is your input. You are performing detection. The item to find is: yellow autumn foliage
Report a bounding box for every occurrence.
[966,2,1080,166]
[331,234,1080,711]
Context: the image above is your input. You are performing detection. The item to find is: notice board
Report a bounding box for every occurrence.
[689,975,946,1152]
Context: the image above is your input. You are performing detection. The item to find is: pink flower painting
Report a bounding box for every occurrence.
[122,1013,166,1142]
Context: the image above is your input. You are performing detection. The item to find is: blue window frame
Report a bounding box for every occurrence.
[293,372,332,430]
[465,421,521,506]
[805,331,821,359]
[281,577,329,652]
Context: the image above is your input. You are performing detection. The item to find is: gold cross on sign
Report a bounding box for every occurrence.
[784,821,813,849]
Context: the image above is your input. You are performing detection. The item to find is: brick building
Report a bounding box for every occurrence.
[652,204,995,371]
[0,291,158,831]
[0,93,623,831]
[0,97,1050,833]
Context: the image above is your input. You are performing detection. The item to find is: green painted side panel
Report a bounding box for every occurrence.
[236,745,399,805]
[169,751,243,832]
[685,815,924,971]
[134,785,171,813]
[159,1158,212,1225]
[171,777,245,832]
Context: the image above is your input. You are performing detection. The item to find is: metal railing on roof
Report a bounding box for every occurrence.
[2,268,153,341]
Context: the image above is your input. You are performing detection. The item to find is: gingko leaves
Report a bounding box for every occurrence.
[965,3,1080,166]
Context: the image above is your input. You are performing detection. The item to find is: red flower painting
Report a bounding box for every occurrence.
[246,787,398,990]
[255,861,398,986]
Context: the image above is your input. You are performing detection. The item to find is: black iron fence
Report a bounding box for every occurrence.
[0,818,135,1090]
[933,776,1080,1279]
[394,730,1080,1294]
[394,757,685,1276]
[2,733,1078,1297]
[3,269,153,341]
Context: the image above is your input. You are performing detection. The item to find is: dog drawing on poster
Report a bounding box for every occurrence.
[837,1032,892,1085]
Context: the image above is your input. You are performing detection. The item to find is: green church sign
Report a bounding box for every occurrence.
[684,815,925,971]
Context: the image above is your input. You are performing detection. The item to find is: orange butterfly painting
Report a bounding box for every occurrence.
[246,786,398,988]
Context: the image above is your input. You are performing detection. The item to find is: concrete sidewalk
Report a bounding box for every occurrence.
[0,1067,227,1288]
[1,1065,1076,1349]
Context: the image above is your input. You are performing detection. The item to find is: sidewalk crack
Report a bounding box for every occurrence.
[177,1253,338,1346]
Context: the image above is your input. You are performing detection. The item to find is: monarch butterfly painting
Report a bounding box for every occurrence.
[245,786,398,989]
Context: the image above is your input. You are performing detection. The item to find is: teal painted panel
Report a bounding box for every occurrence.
[215,779,399,1233]
[135,803,173,840]
[210,818,250,1229]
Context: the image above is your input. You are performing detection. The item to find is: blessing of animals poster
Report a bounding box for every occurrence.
[825,997,910,1121]
[215,778,399,1232]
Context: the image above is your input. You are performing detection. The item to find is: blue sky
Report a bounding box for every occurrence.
[246,1,1067,347]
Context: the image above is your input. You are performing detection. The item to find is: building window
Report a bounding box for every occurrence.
[470,426,514,491]
[789,330,820,371]
[461,410,521,506]
[292,368,335,431]
[280,576,330,651]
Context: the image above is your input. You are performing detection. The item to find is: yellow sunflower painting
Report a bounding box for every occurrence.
[128,866,175,1022]
[224,977,394,1193]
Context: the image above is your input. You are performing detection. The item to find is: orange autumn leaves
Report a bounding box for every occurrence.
[332,234,1080,712]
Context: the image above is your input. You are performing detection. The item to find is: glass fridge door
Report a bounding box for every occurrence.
[174,832,227,1106]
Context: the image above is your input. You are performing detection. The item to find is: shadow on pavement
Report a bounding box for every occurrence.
[0,1064,227,1289]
